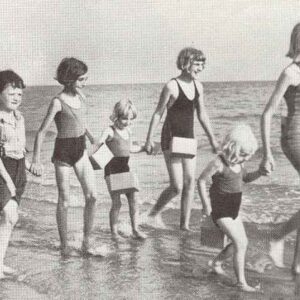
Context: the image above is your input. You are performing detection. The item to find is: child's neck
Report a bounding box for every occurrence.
[0,106,15,115]
[178,72,193,83]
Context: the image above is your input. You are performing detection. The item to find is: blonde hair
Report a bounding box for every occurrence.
[286,23,300,59]
[110,99,137,123]
[221,123,258,164]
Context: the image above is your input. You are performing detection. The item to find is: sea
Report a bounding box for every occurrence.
[2,81,300,300]
[23,81,300,223]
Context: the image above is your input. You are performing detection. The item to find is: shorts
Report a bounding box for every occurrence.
[0,157,26,211]
[209,189,242,225]
[52,135,86,167]
[104,157,130,177]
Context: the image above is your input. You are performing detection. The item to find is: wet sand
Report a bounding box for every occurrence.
[1,197,299,300]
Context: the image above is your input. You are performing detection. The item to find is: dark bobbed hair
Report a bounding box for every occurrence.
[176,47,206,71]
[56,57,88,86]
[287,23,300,59]
[0,70,25,93]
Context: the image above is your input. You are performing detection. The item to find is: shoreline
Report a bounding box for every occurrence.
[0,197,299,299]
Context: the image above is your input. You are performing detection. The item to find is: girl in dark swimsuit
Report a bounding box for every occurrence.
[261,23,300,274]
[198,124,264,292]
[97,99,146,240]
[30,57,101,257]
[145,47,218,230]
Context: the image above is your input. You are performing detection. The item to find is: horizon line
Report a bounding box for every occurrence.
[26,79,276,87]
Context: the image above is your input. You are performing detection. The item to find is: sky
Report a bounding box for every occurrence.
[0,0,299,85]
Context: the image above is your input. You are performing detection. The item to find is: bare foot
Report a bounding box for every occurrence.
[111,232,125,241]
[269,239,285,268]
[236,282,261,292]
[208,260,227,275]
[3,265,17,275]
[133,230,147,240]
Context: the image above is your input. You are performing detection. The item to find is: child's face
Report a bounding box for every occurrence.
[116,111,135,129]
[187,60,205,79]
[235,150,252,164]
[74,73,88,90]
[0,84,23,112]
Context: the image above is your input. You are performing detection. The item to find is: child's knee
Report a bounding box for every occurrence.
[183,176,195,189]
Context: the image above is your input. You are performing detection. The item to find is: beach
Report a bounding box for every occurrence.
[1,82,300,299]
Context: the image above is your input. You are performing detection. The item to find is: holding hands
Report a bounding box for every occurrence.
[260,154,275,176]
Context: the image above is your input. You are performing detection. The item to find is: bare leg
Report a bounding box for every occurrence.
[74,152,97,252]
[55,164,71,256]
[180,156,196,230]
[269,210,300,268]
[149,151,183,218]
[292,229,300,275]
[0,200,18,279]
[209,243,235,275]
[109,193,121,236]
[217,216,258,292]
[126,192,146,239]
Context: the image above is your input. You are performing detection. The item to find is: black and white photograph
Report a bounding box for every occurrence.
[0,1,300,299]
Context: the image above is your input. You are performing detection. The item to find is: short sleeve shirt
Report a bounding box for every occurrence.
[0,110,26,159]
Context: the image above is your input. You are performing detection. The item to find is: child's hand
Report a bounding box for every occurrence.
[259,163,271,176]
[202,206,212,217]
[29,162,43,177]
[145,140,154,155]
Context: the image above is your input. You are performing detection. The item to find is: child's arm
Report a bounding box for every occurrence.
[197,157,223,216]
[30,98,61,176]
[242,165,267,183]
[130,141,145,153]
[85,128,98,144]
[128,128,145,153]
[195,81,219,153]
[90,127,113,152]
[0,159,16,197]
[145,81,176,154]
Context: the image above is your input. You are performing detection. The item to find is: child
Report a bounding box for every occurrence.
[197,124,265,292]
[145,47,218,230]
[0,70,27,278]
[97,99,146,240]
[30,57,101,257]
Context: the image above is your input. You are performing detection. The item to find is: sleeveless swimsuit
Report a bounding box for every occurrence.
[282,67,300,171]
[209,155,247,224]
[104,126,130,177]
[161,79,198,151]
[52,95,87,167]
